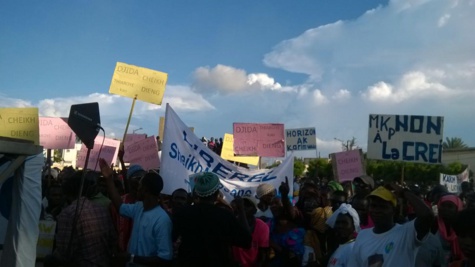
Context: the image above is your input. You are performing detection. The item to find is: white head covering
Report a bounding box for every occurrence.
[326,203,361,233]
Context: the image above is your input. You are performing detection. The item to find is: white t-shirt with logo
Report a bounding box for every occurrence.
[349,220,425,267]
[328,241,355,267]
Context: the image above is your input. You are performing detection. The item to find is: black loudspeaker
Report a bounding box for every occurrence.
[68,103,101,150]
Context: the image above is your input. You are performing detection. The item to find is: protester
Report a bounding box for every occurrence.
[172,172,252,267]
[350,195,374,230]
[436,194,464,264]
[269,204,306,267]
[349,184,434,266]
[231,197,270,267]
[169,188,189,214]
[451,208,475,267]
[40,181,65,221]
[46,171,117,267]
[256,183,277,223]
[99,158,173,266]
[352,175,375,198]
[110,164,145,253]
[326,204,360,267]
[330,190,347,212]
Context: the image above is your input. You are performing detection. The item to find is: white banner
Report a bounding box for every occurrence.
[285,127,317,151]
[160,104,294,201]
[367,114,444,164]
[440,168,470,193]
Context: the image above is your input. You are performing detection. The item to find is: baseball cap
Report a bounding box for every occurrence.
[367,186,397,207]
[354,175,375,189]
[127,165,145,180]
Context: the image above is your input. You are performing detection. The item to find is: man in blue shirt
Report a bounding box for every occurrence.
[99,158,172,266]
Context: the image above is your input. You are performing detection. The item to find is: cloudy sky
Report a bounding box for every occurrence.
[1,0,474,158]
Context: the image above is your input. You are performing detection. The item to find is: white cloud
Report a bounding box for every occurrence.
[332,89,351,100]
[259,0,475,156]
[313,89,328,105]
[438,14,451,27]
[0,85,214,140]
[192,64,295,94]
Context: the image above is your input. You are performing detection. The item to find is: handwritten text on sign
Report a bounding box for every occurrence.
[123,133,147,162]
[39,117,76,149]
[285,127,316,151]
[109,62,168,105]
[221,133,259,166]
[0,107,39,145]
[233,123,285,157]
[76,136,120,171]
[125,136,160,170]
[332,149,365,182]
[367,114,444,164]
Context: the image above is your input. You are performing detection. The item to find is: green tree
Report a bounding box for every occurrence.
[443,137,468,150]
[294,158,306,177]
[306,158,333,180]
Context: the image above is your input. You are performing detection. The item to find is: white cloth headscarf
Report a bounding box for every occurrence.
[326,203,361,233]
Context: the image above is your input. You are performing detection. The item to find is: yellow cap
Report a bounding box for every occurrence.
[368,186,397,207]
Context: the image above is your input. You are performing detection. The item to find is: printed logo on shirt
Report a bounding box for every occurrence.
[329,257,337,266]
[368,254,384,267]
[384,241,394,254]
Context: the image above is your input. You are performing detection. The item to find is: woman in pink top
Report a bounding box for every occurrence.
[351,195,374,230]
[231,197,270,267]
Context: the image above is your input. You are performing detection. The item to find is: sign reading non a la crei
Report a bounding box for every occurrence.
[367,114,444,164]
[109,62,168,105]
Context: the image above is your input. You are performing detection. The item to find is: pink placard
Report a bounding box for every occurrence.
[233,123,285,157]
[125,136,160,170]
[123,134,147,162]
[76,136,120,171]
[334,149,365,182]
[39,117,76,149]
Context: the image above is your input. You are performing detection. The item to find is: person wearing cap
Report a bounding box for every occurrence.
[172,172,252,267]
[352,175,375,198]
[349,184,434,267]
[256,183,277,222]
[99,158,173,266]
[231,197,270,267]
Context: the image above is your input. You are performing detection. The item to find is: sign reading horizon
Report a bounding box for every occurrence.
[367,114,444,164]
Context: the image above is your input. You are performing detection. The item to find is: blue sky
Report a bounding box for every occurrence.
[1,0,474,158]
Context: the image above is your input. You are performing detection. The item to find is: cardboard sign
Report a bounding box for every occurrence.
[160,104,294,200]
[367,114,444,164]
[109,62,168,105]
[0,107,39,145]
[125,136,160,170]
[123,133,147,162]
[221,133,259,166]
[440,168,469,193]
[76,136,120,171]
[331,149,365,182]
[39,117,76,149]
[233,123,285,157]
[285,127,317,151]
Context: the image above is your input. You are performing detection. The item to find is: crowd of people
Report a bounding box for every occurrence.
[37,147,475,267]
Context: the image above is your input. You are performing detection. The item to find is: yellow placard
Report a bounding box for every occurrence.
[221,133,259,166]
[109,62,168,105]
[0,108,39,145]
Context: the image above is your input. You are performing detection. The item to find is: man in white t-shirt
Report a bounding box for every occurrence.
[349,185,434,267]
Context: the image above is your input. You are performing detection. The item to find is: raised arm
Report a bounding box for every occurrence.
[99,158,123,211]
